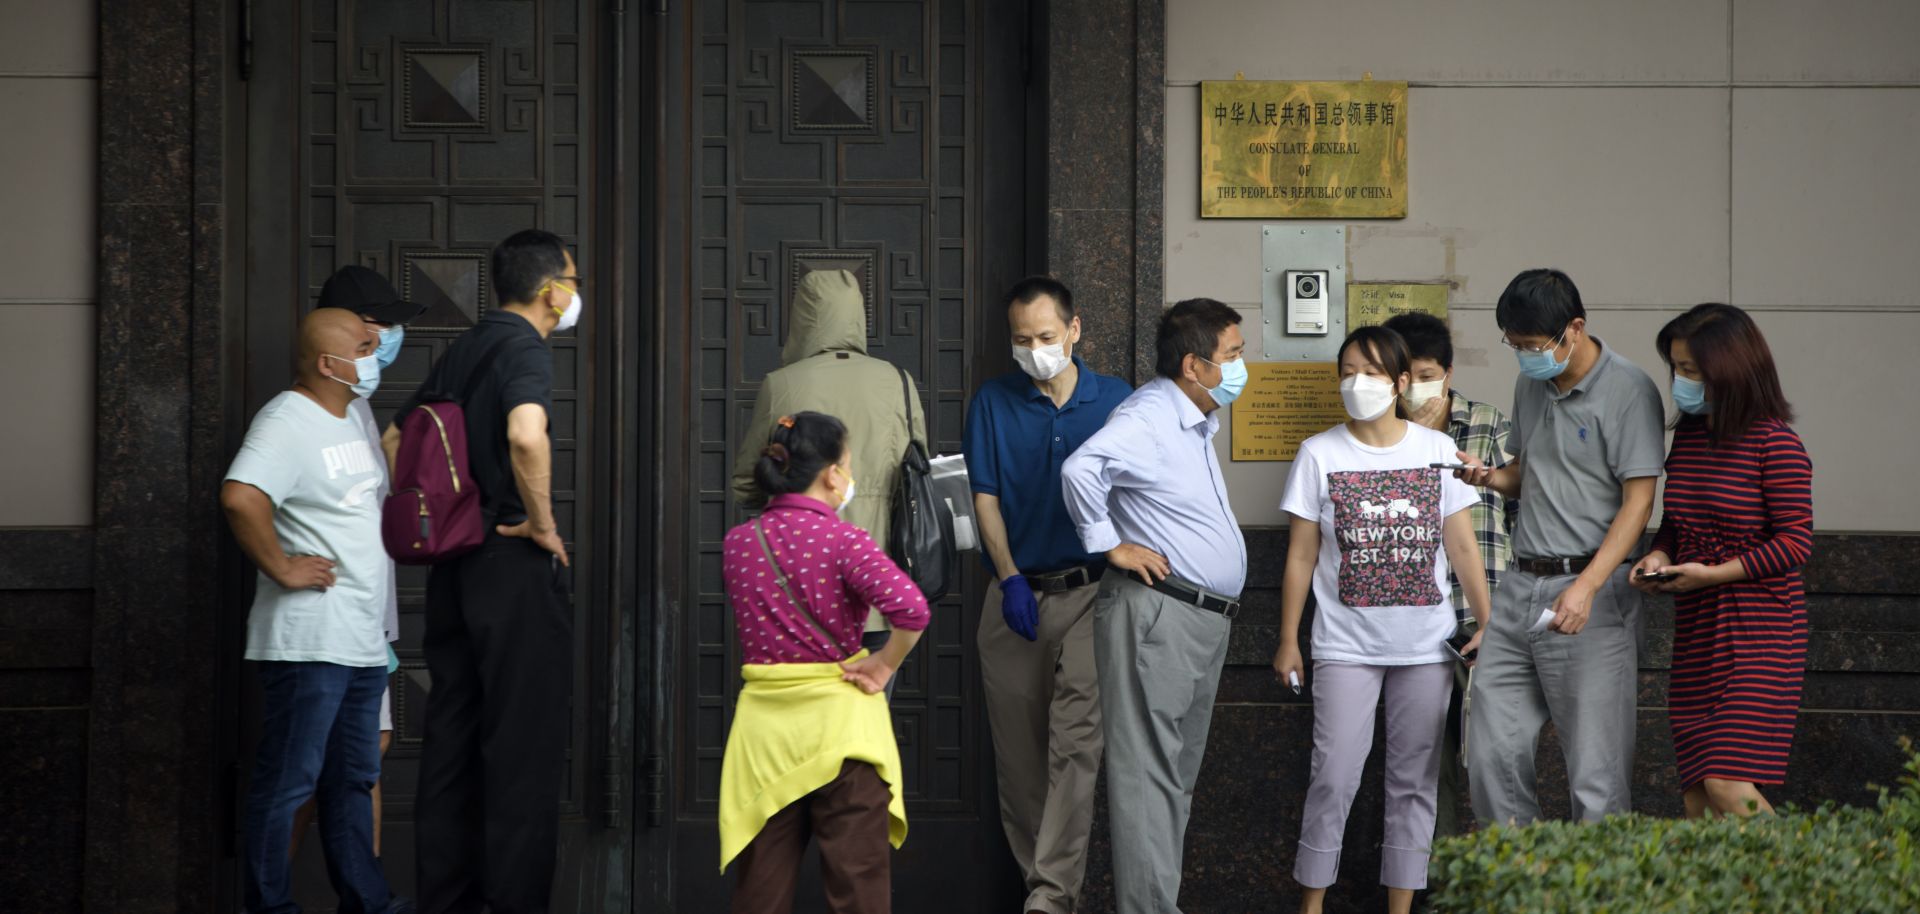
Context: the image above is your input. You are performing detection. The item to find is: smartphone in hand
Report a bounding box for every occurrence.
[1428,462,1475,471]
[1635,569,1680,583]
[1443,631,1476,666]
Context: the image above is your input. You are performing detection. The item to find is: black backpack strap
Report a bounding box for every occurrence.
[897,365,916,444]
[456,334,514,407]
[409,328,515,406]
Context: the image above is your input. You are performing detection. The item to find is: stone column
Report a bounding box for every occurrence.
[90,0,229,910]
[1044,0,1165,384]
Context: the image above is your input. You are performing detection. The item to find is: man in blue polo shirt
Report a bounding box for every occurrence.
[964,276,1131,914]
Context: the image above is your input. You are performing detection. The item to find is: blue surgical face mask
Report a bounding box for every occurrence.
[1515,332,1571,381]
[325,353,381,398]
[1672,374,1711,415]
[375,325,404,369]
[1202,356,1248,407]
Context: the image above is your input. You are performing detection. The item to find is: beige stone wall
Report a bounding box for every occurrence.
[1165,0,1920,531]
[0,0,95,527]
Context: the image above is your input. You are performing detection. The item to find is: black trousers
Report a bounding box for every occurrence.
[415,536,573,914]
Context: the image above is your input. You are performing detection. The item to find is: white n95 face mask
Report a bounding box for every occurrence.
[1011,342,1070,381]
[1402,379,1446,411]
[1340,374,1398,421]
[552,287,583,332]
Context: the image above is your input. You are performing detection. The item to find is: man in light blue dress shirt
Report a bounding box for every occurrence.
[1061,298,1250,914]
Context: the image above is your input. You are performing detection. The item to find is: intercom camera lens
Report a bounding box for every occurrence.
[1295,274,1320,298]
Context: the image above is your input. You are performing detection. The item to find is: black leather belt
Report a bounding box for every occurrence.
[1147,576,1241,620]
[1026,563,1104,594]
[1515,555,1625,576]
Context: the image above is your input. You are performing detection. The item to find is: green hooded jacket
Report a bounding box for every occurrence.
[730,270,929,629]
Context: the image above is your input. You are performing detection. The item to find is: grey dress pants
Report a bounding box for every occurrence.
[1093,576,1232,914]
[1466,565,1641,824]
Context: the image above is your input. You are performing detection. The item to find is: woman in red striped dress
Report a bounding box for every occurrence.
[1631,303,1813,818]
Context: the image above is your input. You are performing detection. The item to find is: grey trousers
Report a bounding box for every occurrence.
[1467,565,1641,824]
[1294,661,1453,890]
[979,579,1102,914]
[1093,576,1233,914]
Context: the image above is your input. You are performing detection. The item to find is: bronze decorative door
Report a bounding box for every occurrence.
[239,0,627,908]
[653,0,1034,909]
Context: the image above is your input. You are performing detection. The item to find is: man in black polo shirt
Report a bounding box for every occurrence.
[387,229,579,914]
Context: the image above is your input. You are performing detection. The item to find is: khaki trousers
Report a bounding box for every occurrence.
[979,578,1103,914]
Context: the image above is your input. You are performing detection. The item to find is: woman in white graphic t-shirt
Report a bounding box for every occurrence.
[1271,325,1492,914]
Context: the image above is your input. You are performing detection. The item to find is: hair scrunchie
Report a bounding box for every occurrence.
[762,442,790,466]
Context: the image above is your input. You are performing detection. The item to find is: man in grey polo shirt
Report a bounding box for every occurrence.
[1455,269,1665,824]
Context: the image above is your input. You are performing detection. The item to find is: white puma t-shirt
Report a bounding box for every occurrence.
[226,390,391,667]
[1279,422,1478,665]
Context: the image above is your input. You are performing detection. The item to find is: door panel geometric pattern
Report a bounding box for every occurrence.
[401,251,488,329]
[791,49,876,133]
[302,0,593,825]
[685,0,980,822]
[404,50,487,128]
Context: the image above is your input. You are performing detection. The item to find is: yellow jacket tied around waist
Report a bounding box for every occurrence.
[718,652,907,872]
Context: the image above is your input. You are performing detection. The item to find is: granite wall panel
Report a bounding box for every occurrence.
[1044,0,1163,386]
[85,0,227,910]
[0,708,88,913]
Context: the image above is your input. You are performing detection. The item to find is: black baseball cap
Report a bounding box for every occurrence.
[316,266,426,325]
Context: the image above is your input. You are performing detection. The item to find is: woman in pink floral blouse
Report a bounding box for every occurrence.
[718,411,928,914]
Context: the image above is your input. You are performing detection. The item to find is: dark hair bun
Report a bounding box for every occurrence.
[752,412,849,498]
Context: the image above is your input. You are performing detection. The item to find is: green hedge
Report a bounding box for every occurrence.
[1429,740,1920,913]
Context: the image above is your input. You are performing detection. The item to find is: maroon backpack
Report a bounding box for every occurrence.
[382,340,507,564]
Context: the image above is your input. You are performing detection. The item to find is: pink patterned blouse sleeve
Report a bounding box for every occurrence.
[836,526,930,632]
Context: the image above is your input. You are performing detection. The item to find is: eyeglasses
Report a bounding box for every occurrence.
[544,275,586,292]
[1499,329,1567,354]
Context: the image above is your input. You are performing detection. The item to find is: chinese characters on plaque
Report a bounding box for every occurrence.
[1348,282,1448,329]
[1201,80,1409,219]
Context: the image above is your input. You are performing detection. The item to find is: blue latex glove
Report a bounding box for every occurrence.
[1000,575,1039,642]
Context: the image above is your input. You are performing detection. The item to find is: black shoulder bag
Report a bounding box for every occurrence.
[886,367,957,602]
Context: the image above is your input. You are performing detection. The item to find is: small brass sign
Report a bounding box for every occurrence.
[1200,80,1408,219]
[1348,282,1448,330]
[1231,362,1347,462]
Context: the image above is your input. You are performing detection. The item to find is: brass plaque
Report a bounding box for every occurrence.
[1231,362,1347,462]
[1348,282,1448,329]
[1201,80,1408,219]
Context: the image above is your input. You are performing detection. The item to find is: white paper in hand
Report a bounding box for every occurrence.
[1528,607,1557,634]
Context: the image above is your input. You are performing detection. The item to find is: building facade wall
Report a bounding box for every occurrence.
[1166,0,1920,532]
[0,3,98,909]
[0,0,96,526]
[4,1,1915,911]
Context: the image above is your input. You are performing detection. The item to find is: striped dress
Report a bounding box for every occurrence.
[1650,416,1813,788]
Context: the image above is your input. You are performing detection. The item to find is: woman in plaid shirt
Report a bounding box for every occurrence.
[1382,312,1516,836]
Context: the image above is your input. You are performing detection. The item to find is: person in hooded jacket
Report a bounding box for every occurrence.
[731,269,930,693]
